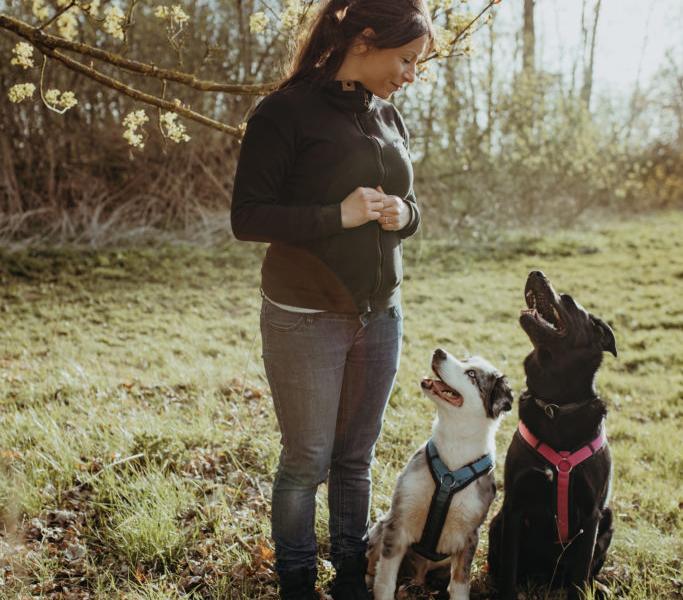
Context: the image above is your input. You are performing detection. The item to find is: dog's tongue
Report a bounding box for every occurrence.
[422,378,464,407]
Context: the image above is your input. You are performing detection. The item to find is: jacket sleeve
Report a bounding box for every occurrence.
[393,107,421,240]
[231,94,342,244]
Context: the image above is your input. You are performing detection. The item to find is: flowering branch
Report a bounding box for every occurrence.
[38,55,78,114]
[35,41,243,137]
[0,14,276,96]
[423,0,501,62]
[38,1,76,31]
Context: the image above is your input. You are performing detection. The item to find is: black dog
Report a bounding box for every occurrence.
[488,271,617,600]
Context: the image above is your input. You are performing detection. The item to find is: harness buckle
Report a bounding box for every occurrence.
[440,472,457,489]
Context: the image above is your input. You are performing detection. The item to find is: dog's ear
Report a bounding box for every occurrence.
[488,376,514,418]
[591,315,617,357]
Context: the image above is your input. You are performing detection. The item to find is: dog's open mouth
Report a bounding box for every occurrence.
[521,275,566,336]
[421,370,464,407]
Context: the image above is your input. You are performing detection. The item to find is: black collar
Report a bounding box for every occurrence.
[521,390,599,419]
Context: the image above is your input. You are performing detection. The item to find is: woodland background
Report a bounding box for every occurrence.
[0,0,681,244]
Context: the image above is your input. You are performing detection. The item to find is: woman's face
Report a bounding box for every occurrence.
[356,34,430,99]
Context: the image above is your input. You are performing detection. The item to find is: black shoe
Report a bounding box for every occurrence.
[278,566,319,600]
[330,555,371,600]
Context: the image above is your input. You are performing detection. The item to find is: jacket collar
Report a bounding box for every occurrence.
[320,79,375,113]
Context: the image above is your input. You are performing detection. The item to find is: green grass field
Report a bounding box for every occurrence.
[1,212,682,599]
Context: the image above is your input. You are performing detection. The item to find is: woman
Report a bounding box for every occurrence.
[231,1,433,598]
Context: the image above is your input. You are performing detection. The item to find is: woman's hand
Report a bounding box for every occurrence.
[376,186,410,231]
[340,187,385,229]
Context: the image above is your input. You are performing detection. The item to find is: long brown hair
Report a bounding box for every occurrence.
[279,0,434,89]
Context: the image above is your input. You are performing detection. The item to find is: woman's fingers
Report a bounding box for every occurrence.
[369,187,406,229]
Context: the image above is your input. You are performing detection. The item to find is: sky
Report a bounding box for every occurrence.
[493,0,683,97]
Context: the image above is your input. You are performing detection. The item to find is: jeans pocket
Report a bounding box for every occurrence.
[263,302,306,332]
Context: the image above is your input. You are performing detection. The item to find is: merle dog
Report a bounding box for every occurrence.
[488,271,617,600]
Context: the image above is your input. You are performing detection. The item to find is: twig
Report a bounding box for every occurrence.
[38,1,76,32]
[423,0,498,63]
[106,452,145,470]
[38,55,69,115]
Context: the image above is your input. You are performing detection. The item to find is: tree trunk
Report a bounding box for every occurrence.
[522,0,535,75]
[581,0,602,110]
[485,17,495,155]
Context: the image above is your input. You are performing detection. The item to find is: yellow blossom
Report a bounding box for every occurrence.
[427,0,451,10]
[81,0,101,17]
[170,5,189,24]
[45,89,61,104]
[417,63,437,83]
[155,4,189,27]
[123,129,145,148]
[280,0,302,30]
[11,43,35,69]
[448,12,474,36]
[433,24,455,57]
[123,109,149,129]
[160,111,190,143]
[56,11,79,41]
[60,91,77,109]
[122,109,149,149]
[103,5,125,40]
[249,11,269,34]
[32,0,50,20]
[8,83,36,103]
[45,88,78,111]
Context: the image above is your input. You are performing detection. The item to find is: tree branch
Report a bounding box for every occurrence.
[423,0,498,63]
[33,41,244,137]
[0,14,277,95]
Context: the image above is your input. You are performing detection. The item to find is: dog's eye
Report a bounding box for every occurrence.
[466,370,477,380]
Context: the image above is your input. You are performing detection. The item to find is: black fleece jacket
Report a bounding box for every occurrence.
[231,79,420,313]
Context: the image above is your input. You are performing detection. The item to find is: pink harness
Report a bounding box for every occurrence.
[517,420,607,544]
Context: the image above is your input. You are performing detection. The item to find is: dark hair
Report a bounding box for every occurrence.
[278,0,434,89]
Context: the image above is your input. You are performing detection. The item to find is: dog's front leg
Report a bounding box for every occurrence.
[497,508,522,600]
[566,515,600,600]
[373,531,408,600]
[447,530,479,600]
[373,551,406,600]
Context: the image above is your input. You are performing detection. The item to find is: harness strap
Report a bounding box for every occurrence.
[411,440,494,561]
[517,420,607,543]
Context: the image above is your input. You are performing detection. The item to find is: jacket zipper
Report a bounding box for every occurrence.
[354,112,386,309]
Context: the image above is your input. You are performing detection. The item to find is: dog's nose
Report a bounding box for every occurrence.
[530,270,545,278]
[433,348,447,361]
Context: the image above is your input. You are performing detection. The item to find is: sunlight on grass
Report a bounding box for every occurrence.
[92,468,198,569]
[1,212,681,598]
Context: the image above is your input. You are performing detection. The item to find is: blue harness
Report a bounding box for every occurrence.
[411,440,494,562]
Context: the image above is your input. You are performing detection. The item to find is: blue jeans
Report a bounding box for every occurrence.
[260,299,403,574]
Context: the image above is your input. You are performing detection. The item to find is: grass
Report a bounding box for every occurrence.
[0,211,682,599]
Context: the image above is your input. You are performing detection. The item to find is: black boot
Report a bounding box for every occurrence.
[330,555,371,600]
[278,566,319,600]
